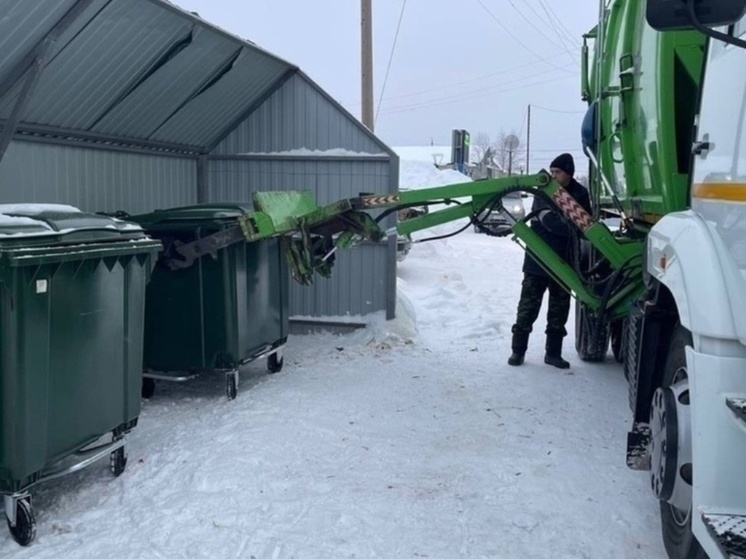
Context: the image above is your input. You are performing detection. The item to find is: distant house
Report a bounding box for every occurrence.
[465,147,505,180]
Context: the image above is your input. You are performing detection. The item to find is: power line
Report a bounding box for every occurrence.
[538,0,576,38]
[503,0,577,60]
[472,0,576,76]
[531,104,586,114]
[377,67,576,114]
[527,0,577,55]
[344,53,571,108]
[537,0,576,52]
[521,1,553,27]
[377,64,577,114]
[378,72,577,116]
[517,106,528,141]
[375,0,408,126]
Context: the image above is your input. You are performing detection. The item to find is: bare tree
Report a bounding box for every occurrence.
[495,130,526,175]
[470,132,495,166]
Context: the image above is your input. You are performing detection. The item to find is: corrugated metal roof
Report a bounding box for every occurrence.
[0,0,297,153]
[0,0,78,82]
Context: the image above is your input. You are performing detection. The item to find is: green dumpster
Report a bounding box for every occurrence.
[130,204,289,400]
[0,204,160,546]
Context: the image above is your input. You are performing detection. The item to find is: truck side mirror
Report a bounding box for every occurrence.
[646,0,746,31]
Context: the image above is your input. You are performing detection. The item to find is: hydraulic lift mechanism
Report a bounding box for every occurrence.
[226,170,645,333]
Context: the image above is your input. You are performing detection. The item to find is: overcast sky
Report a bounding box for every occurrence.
[172,0,601,173]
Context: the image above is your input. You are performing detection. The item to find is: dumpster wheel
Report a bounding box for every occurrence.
[268,352,284,374]
[6,497,36,546]
[141,377,156,399]
[110,446,127,477]
[226,369,239,400]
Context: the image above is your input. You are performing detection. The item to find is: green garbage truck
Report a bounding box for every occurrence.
[0,205,160,546]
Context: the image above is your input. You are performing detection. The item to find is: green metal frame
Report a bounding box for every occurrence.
[237,170,645,318]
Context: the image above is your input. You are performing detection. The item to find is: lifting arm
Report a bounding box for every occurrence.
[237,170,645,319]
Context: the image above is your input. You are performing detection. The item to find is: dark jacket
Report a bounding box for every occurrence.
[522,178,592,277]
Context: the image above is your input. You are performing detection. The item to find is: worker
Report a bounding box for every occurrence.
[508,153,591,369]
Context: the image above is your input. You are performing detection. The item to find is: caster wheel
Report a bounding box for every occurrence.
[268,352,284,374]
[226,373,238,400]
[141,377,156,399]
[6,498,36,547]
[110,446,127,477]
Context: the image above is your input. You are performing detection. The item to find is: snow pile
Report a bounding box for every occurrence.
[0,215,52,230]
[393,145,451,165]
[0,205,82,235]
[350,289,418,350]
[398,159,471,191]
[0,204,81,215]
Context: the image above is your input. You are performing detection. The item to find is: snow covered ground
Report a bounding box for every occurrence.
[1,150,666,558]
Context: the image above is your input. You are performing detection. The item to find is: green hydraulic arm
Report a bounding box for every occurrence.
[237,170,645,319]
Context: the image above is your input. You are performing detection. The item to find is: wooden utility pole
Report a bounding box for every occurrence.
[526,104,531,174]
[361,0,374,131]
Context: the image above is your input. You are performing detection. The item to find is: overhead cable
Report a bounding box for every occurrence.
[375,0,408,125]
[473,0,576,76]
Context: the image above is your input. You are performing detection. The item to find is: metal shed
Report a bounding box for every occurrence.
[0,0,399,325]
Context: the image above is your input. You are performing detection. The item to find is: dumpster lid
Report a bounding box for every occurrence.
[0,204,145,243]
[129,203,253,226]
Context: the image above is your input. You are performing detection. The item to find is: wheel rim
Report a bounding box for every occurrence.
[650,365,693,514]
[668,501,691,527]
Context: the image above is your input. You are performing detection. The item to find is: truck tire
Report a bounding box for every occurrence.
[657,324,707,559]
[574,303,609,361]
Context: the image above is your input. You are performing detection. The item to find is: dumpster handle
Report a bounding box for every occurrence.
[143,371,200,382]
[164,224,246,270]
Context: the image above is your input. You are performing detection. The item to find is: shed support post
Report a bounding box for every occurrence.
[197,155,209,203]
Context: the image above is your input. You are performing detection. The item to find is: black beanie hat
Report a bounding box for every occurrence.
[550,153,575,176]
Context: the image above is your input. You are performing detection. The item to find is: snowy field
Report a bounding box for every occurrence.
[1,150,665,558]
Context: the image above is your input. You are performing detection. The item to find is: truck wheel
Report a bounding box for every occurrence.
[6,498,36,546]
[574,303,609,361]
[653,324,707,559]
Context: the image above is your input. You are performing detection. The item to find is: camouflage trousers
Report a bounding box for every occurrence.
[511,273,571,339]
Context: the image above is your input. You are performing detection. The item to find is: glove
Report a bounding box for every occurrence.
[537,208,570,236]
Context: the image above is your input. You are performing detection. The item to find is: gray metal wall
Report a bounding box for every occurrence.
[207,157,396,318]
[207,157,392,204]
[209,72,399,322]
[212,73,388,156]
[0,140,196,213]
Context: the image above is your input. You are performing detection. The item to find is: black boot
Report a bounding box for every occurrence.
[508,352,525,366]
[544,354,570,369]
[508,332,529,366]
[545,335,570,369]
